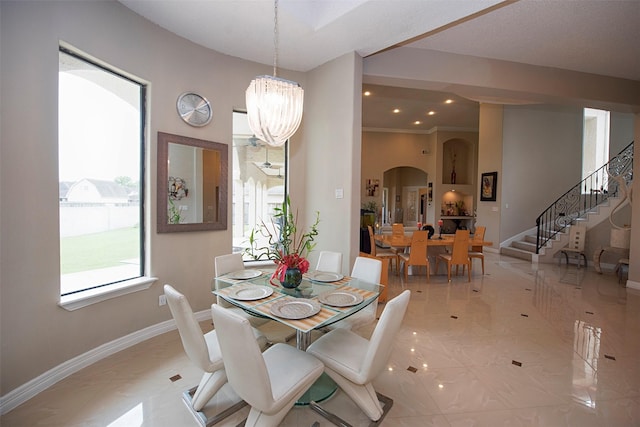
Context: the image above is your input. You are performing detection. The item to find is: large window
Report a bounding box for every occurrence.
[232,111,287,260]
[582,107,610,180]
[58,48,145,296]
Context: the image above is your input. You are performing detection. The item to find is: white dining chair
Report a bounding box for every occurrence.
[211,304,324,427]
[164,284,268,426]
[559,224,588,268]
[330,256,382,331]
[315,250,343,274]
[307,290,411,424]
[214,253,270,327]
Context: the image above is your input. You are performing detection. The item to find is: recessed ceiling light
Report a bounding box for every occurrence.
[445,99,454,104]
[414,121,421,125]
[363,91,371,96]
[427,111,436,115]
[393,108,400,113]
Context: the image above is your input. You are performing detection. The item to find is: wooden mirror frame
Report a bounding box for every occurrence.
[157,132,228,233]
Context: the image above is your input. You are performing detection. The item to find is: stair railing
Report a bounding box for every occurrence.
[535,141,633,254]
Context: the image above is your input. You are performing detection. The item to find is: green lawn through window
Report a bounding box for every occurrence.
[60,227,140,274]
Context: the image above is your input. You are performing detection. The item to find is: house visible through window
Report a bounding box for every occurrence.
[58,48,145,296]
[232,111,287,260]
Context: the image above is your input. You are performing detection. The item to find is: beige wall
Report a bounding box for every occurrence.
[302,52,363,273]
[477,104,504,249]
[3,0,640,402]
[0,0,358,395]
[362,131,434,221]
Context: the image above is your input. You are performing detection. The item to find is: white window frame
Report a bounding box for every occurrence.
[58,46,155,310]
[231,111,287,262]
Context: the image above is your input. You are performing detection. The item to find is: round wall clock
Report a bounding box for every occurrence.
[176,92,212,127]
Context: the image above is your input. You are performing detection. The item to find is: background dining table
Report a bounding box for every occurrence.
[374,233,492,249]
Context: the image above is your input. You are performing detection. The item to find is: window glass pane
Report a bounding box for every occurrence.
[232,112,286,260]
[58,49,144,295]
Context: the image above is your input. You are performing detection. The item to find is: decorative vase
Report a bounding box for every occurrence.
[281,267,303,288]
[451,167,456,184]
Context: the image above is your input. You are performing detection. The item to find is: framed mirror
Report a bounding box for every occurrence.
[157,132,228,232]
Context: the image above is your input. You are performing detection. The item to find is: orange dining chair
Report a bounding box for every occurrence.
[398,230,430,282]
[436,229,471,282]
[389,223,406,274]
[367,225,398,273]
[469,226,486,275]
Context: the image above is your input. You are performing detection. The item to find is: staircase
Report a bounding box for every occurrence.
[500,195,623,262]
[500,141,633,263]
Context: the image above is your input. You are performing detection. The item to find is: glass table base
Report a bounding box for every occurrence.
[295,373,337,406]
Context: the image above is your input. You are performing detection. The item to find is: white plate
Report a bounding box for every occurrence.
[307,271,344,283]
[228,285,273,301]
[270,299,321,320]
[318,291,363,307]
[226,269,261,280]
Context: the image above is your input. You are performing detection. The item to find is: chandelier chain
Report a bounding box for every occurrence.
[273,0,278,77]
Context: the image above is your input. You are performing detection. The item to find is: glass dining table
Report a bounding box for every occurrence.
[212,268,382,405]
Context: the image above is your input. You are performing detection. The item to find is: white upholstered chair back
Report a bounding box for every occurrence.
[316,250,343,274]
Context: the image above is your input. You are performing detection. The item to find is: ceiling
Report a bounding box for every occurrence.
[120,0,640,132]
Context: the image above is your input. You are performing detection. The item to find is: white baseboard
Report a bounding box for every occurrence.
[626,279,640,291]
[0,309,211,415]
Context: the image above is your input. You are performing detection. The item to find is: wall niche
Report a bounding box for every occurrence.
[442,138,472,185]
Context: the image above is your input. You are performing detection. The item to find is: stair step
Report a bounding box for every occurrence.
[523,235,539,244]
[500,246,533,261]
[539,229,562,239]
[512,240,537,252]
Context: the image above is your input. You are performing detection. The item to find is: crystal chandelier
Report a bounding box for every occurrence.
[246,0,303,147]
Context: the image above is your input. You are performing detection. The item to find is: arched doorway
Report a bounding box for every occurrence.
[382,166,428,226]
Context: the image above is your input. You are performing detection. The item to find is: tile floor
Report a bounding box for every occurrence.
[2,253,640,426]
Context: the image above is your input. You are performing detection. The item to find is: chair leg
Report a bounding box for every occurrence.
[183,385,247,427]
[310,392,393,427]
[192,370,228,411]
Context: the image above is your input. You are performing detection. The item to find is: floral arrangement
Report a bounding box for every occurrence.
[245,196,320,283]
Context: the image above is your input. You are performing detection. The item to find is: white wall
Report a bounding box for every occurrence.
[610,112,635,155]
[500,104,584,241]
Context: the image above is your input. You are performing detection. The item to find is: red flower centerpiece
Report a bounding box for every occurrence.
[246,197,320,288]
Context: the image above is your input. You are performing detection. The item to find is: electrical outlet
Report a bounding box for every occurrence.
[159,295,167,306]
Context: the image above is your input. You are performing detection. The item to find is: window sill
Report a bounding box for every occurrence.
[59,276,158,311]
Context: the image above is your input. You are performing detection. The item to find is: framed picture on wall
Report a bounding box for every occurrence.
[480,171,498,201]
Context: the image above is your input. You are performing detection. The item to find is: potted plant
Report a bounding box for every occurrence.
[245,196,320,288]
